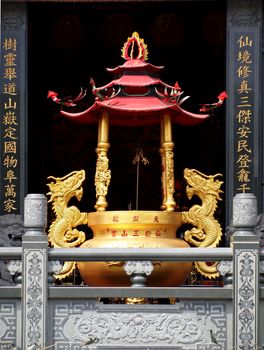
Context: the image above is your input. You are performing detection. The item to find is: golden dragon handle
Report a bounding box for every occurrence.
[182,168,223,279]
[47,170,88,280]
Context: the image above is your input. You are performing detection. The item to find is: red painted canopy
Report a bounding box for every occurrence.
[51,32,216,126]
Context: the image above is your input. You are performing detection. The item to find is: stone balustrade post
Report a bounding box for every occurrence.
[22,194,48,350]
[232,193,260,350]
[217,260,233,287]
[124,260,154,287]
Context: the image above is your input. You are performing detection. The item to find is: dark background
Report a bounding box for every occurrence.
[28,1,226,219]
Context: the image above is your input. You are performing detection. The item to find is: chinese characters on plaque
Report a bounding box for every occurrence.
[1,37,19,213]
[234,34,254,194]
[108,214,163,238]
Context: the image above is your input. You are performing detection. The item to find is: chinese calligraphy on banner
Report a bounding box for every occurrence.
[1,36,20,213]
[226,0,262,223]
[1,4,27,216]
[234,34,254,193]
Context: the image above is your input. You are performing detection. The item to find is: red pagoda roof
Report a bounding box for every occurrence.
[103,75,160,87]
[107,59,164,74]
[60,97,209,126]
[49,32,224,127]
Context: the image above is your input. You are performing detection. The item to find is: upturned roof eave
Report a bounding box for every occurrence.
[60,97,210,127]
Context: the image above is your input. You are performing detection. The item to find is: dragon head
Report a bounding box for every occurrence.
[47,170,86,204]
[184,168,223,200]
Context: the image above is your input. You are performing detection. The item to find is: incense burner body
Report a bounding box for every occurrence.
[78,211,192,287]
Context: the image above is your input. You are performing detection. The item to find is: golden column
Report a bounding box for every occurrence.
[160,113,176,212]
[94,111,111,211]
[160,118,166,211]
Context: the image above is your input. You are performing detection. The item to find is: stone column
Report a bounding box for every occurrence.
[124,260,154,304]
[0,3,28,215]
[226,0,263,223]
[124,260,154,287]
[22,194,48,349]
[233,193,260,349]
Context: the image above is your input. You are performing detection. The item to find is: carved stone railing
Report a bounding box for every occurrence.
[0,193,262,349]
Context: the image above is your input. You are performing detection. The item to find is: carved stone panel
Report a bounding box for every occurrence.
[0,302,20,348]
[234,249,259,349]
[0,214,24,285]
[52,300,228,349]
[228,0,261,27]
[23,248,47,349]
[2,3,26,31]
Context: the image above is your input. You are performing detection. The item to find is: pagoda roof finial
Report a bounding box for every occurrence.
[121,32,148,61]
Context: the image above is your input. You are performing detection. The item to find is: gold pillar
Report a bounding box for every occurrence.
[94,111,111,211]
[160,113,176,212]
[160,118,166,210]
